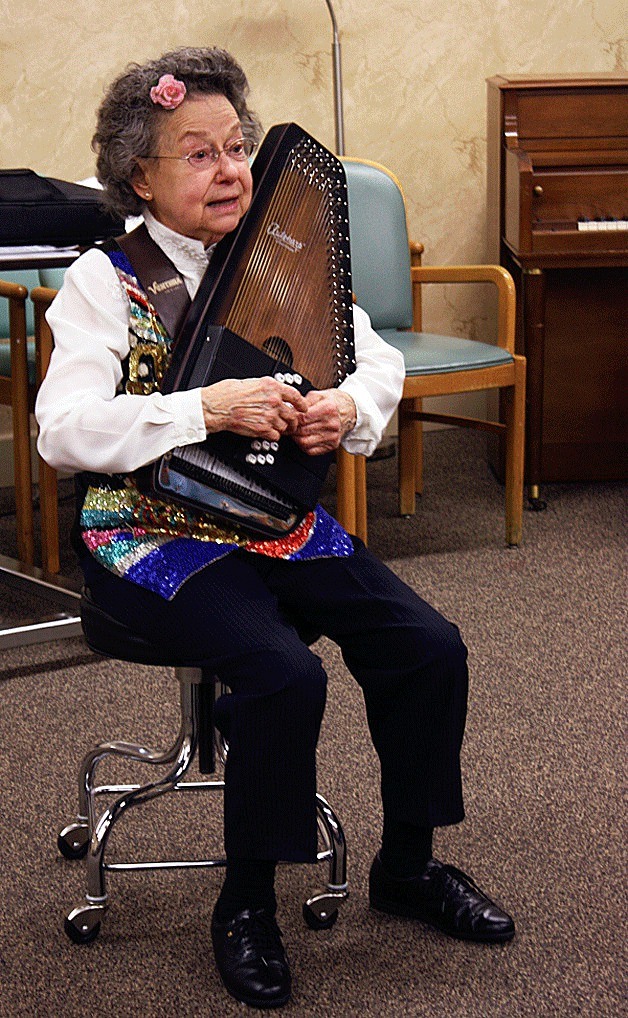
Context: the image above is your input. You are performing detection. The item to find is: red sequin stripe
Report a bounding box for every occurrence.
[246,512,315,558]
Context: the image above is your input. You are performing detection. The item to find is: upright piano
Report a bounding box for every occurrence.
[486,74,627,499]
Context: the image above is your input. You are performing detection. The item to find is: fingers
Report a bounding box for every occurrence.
[200,377,353,450]
[201,376,308,439]
[291,389,356,455]
[293,406,342,455]
[278,381,309,413]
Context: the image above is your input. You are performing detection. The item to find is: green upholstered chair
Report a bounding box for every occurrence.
[341,158,526,546]
[0,269,39,563]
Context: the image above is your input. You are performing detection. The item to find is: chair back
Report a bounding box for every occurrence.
[0,269,39,339]
[341,159,413,331]
[39,266,67,290]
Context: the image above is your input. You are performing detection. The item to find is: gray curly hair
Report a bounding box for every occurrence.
[92,47,263,218]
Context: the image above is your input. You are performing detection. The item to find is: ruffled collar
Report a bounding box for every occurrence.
[143,211,215,298]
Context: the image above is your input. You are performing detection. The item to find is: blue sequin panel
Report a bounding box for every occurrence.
[126,537,238,599]
[289,507,353,561]
[107,249,135,276]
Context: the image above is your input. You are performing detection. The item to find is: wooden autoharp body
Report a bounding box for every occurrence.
[153,123,356,538]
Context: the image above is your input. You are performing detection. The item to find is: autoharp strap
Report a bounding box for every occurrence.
[116,223,191,341]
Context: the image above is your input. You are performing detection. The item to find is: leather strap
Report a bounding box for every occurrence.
[116,223,191,340]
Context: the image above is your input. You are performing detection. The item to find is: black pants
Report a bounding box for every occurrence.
[81,538,468,862]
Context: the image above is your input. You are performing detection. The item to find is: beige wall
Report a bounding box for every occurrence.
[0,1,625,477]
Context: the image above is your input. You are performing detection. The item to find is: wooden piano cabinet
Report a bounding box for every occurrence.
[487,74,628,492]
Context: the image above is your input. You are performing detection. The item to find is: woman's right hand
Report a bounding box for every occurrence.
[200,376,309,442]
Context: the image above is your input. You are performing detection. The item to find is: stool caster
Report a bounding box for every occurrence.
[64,903,106,944]
[303,901,338,930]
[58,822,89,860]
[302,887,347,930]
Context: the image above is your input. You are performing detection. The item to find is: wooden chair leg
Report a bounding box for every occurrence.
[503,355,526,546]
[398,396,417,515]
[335,446,357,535]
[354,454,367,545]
[9,296,35,564]
[33,290,60,573]
[38,459,60,574]
[414,397,424,496]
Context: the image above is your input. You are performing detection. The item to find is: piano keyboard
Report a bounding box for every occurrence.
[577,219,628,231]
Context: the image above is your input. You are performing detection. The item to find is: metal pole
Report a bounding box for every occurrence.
[324,0,345,155]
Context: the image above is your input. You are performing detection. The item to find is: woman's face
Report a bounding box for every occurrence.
[133,93,253,247]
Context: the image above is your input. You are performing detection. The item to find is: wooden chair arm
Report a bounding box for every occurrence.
[1,281,28,398]
[30,285,59,308]
[0,279,29,301]
[409,241,424,264]
[410,263,516,353]
[409,242,424,326]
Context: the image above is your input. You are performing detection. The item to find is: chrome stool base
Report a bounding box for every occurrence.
[59,668,348,942]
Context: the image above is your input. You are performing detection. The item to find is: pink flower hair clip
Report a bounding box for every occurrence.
[150,74,187,110]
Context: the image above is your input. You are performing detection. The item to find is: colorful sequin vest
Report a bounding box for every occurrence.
[79,246,353,599]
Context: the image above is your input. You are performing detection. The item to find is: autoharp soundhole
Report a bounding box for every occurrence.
[262,335,294,366]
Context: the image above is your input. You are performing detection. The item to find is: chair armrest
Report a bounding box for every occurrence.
[410,263,516,353]
[30,285,58,306]
[0,279,29,391]
[409,241,424,265]
[0,279,29,302]
[408,243,425,326]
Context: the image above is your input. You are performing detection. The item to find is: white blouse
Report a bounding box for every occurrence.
[36,212,405,475]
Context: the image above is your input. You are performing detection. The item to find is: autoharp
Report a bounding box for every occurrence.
[152,123,356,538]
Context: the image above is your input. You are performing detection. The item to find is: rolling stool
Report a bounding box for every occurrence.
[58,589,348,943]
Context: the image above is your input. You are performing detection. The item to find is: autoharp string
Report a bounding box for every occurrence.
[227,161,334,384]
[231,156,331,340]
[225,154,345,390]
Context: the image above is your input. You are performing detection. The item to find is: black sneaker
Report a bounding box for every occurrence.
[211,906,291,1008]
[369,853,515,943]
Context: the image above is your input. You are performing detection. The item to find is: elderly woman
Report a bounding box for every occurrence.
[36,47,514,1010]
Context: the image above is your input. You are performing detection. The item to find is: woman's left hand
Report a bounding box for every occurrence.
[292,389,357,455]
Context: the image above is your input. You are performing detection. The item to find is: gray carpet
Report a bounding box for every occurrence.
[0,430,626,1017]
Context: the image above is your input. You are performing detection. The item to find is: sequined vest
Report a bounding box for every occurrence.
[78,247,353,599]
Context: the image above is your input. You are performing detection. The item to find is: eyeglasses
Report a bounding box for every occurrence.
[145,137,256,171]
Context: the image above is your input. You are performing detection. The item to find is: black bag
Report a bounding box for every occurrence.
[0,169,124,247]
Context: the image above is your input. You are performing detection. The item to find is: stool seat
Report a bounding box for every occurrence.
[60,589,348,944]
[81,589,322,666]
[81,589,208,669]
